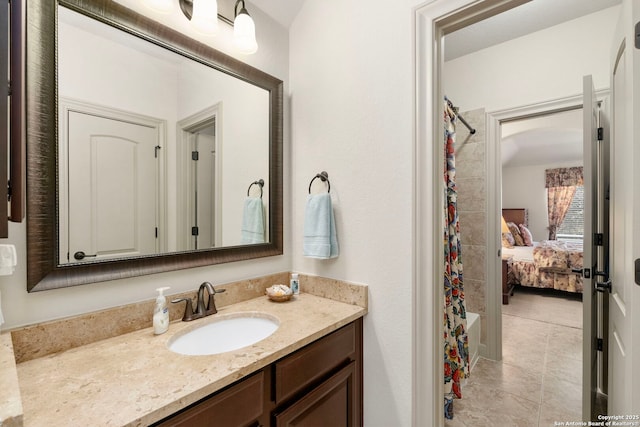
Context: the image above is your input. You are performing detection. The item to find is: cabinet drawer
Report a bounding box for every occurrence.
[154,370,264,427]
[275,322,356,404]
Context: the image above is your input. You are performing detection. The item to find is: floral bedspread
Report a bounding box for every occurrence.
[507,240,583,293]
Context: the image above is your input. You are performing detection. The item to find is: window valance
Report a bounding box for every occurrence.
[545,167,584,188]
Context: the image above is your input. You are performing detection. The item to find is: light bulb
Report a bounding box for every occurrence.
[234,11,257,54]
[191,0,219,36]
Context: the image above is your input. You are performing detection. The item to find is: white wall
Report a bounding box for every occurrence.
[444,6,621,112]
[289,0,418,425]
[503,161,582,241]
[0,4,290,329]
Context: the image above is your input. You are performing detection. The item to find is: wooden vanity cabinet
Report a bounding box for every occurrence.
[152,318,363,427]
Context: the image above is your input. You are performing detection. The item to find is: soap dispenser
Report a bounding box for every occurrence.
[153,287,171,335]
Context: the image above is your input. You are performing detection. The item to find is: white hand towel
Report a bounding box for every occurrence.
[241,197,265,244]
[303,193,339,259]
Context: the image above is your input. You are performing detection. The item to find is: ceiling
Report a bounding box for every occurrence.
[501,109,583,168]
[250,0,305,29]
[250,0,621,50]
[444,0,621,61]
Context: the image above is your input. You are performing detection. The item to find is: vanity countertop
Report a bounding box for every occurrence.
[0,333,23,426]
[12,293,366,426]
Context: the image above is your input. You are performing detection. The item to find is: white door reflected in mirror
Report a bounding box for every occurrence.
[59,103,164,264]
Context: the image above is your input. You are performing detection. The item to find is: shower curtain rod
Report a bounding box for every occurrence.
[445,98,476,135]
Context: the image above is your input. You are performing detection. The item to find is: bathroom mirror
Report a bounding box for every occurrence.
[26,0,283,292]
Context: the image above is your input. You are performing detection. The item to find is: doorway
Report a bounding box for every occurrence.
[413,0,620,425]
[177,104,222,251]
[186,120,218,250]
[485,98,598,358]
[459,105,588,425]
[499,107,586,355]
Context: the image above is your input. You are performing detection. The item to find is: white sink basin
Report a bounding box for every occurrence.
[168,313,279,356]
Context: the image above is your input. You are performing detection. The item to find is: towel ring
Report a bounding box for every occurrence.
[308,171,330,194]
[247,179,264,198]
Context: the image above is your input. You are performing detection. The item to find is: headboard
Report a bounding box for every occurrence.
[502,208,528,226]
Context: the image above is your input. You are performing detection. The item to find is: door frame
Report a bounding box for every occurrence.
[413,1,530,425]
[58,97,167,263]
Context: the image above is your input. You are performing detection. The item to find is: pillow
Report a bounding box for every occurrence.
[518,224,534,246]
[501,232,514,248]
[507,222,525,246]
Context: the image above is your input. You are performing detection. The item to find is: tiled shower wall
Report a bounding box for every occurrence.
[455,108,487,345]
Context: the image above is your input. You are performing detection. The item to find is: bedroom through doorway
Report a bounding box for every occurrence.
[499,108,586,421]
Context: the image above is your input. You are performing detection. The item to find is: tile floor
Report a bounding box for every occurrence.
[445,287,583,427]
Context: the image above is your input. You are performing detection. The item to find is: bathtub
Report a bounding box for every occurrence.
[466,312,480,372]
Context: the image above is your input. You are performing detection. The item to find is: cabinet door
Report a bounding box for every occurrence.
[274,361,358,427]
[154,371,265,427]
[275,322,356,404]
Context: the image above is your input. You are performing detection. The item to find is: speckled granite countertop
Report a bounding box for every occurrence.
[13,292,366,427]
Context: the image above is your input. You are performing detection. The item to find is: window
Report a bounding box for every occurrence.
[556,186,584,240]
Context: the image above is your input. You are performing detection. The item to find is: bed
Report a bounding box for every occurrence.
[502,208,584,294]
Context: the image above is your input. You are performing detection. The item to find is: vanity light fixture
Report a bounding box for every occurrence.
[176,0,258,53]
[233,0,258,54]
[179,0,219,36]
[189,0,219,36]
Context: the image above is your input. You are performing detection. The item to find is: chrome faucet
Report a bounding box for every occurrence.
[172,282,226,321]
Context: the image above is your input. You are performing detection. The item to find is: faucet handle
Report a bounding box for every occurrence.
[172,298,195,321]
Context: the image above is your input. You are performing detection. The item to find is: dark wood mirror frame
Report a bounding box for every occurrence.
[1,0,26,238]
[25,0,283,292]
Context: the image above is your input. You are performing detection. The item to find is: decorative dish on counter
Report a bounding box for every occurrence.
[266,284,293,302]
